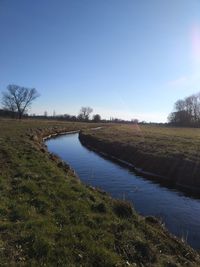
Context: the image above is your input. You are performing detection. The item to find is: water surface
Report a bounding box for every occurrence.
[46,133,200,250]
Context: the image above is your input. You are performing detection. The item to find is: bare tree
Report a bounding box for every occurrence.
[168,92,200,126]
[2,94,16,113]
[2,84,39,119]
[78,106,93,121]
[174,99,185,112]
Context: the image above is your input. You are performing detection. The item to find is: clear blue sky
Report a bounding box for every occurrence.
[0,0,200,122]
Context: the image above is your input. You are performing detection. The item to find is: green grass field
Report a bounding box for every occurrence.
[0,119,199,266]
[82,124,200,160]
[80,124,200,191]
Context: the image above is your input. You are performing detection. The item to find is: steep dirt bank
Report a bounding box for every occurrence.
[79,131,200,194]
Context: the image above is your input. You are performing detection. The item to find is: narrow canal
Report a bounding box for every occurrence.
[46,133,200,250]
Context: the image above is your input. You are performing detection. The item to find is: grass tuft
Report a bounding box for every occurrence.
[112,199,133,219]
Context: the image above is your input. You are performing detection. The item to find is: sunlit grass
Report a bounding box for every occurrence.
[0,119,199,266]
[84,124,200,160]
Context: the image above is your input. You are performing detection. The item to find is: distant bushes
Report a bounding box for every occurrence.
[0,109,18,118]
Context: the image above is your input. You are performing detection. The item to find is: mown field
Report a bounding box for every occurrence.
[0,119,199,266]
[80,124,200,192]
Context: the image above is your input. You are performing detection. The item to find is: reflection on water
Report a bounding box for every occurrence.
[46,133,200,250]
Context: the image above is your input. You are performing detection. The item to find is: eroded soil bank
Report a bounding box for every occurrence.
[79,125,200,195]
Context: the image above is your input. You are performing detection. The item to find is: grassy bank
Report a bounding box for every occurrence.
[0,119,199,266]
[80,124,200,193]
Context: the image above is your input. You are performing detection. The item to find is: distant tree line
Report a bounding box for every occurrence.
[0,84,142,124]
[168,93,200,127]
[0,109,19,118]
[29,111,142,124]
[24,106,103,123]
